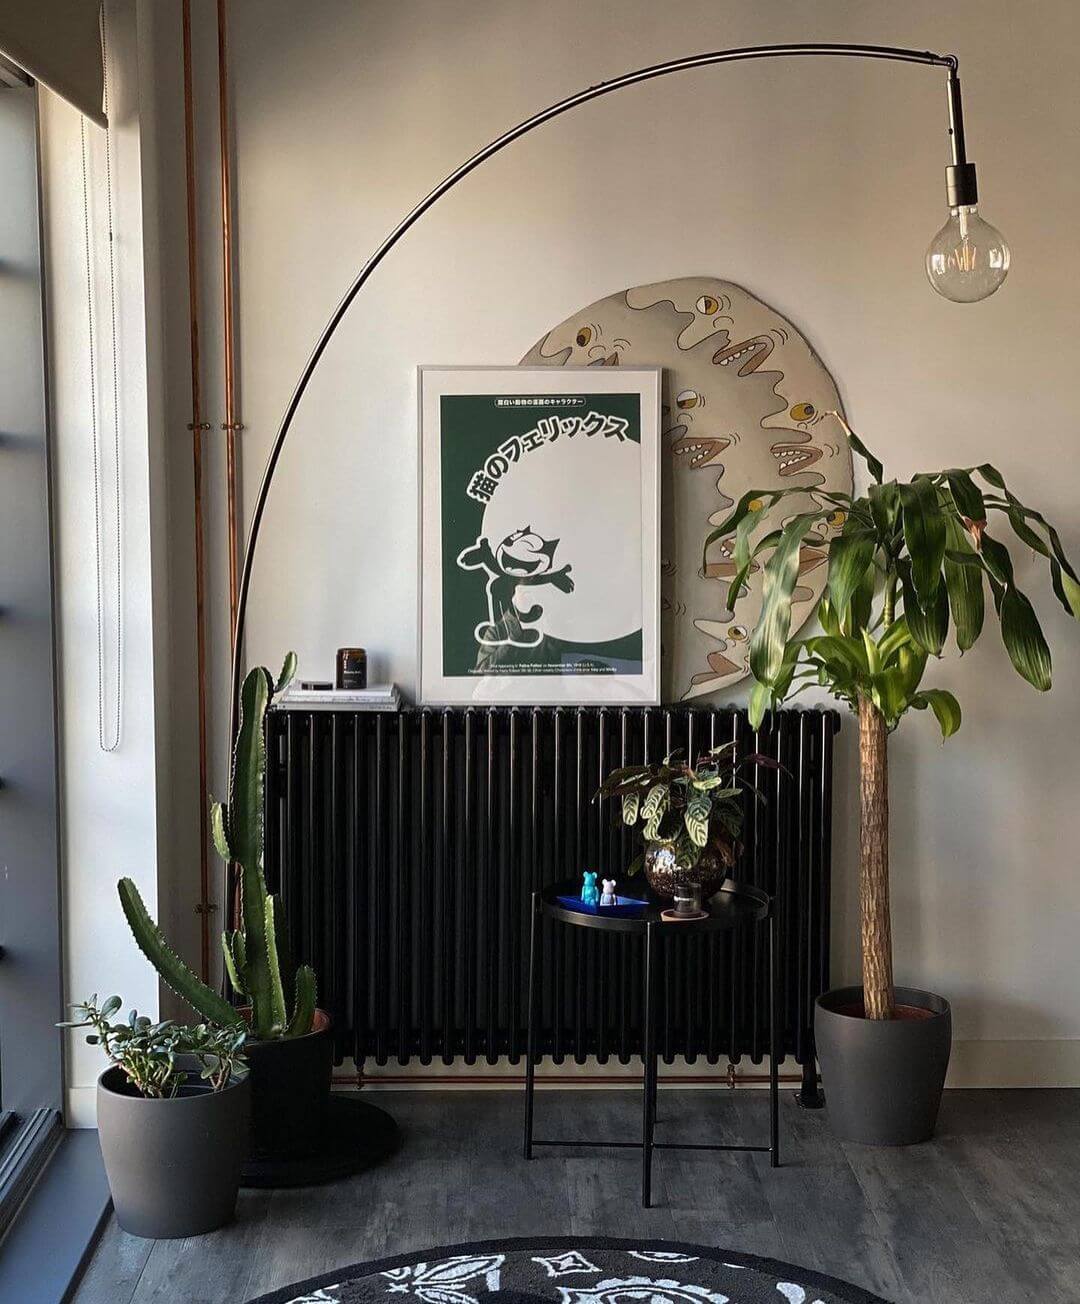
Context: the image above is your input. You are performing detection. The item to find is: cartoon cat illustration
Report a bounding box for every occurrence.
[456,526,574,648]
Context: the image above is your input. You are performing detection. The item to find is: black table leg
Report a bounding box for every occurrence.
[523,891,539,1160]
[769,908,780,1168]
[642,920,657,1206]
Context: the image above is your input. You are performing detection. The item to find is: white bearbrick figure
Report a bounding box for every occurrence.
[600,878,617,907]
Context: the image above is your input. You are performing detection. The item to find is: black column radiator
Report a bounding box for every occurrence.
[264,705,839,1075]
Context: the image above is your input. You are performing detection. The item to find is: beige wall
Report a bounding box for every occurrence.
[120,0,1080,1087]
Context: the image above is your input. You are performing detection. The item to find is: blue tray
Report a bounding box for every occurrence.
[556,893,649,919]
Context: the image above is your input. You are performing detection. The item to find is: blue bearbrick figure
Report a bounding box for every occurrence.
[581,870,599,907]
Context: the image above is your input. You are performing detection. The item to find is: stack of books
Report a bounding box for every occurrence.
[277,683,403,712]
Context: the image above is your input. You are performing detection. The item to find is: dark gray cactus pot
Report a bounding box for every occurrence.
[243,1008,334,1162]
[815,985,952,1145]
[96,1066,250,1239]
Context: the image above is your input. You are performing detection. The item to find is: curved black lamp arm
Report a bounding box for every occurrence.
[228,42,968,737]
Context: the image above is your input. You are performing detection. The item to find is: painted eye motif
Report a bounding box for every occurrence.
[575,326,593,347]
[696,294,720,315]
[826,509,847,529]
[676,388,702,410]
[727,624,749,642]
[789,402,817,423]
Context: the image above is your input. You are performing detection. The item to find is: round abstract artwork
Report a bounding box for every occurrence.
[520,278,852,701]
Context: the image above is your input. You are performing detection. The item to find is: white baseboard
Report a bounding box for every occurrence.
[64,1039,1079,1124]
[945,1039,1080,1087]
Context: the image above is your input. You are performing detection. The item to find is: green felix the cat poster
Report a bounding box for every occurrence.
[419,367,661,705]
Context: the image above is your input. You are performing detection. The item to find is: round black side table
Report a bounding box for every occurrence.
[522,879,780,1207]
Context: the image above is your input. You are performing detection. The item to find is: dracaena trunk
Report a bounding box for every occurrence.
[858,696,894,1020]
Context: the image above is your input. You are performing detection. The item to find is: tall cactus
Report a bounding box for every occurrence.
[119,652,317,1041]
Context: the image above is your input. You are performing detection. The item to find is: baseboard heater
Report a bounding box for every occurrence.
[264,705,839,1097]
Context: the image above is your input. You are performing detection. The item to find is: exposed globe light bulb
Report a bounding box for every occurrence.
[925,204,1010,302]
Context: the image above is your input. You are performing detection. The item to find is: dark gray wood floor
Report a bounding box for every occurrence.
[74,1088,1080,1304]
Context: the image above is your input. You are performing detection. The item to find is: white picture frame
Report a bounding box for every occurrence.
[418,366,661,706]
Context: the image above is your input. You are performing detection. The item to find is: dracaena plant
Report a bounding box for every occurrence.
[596,742,777,877]
[706,413,1080,1020]
[118,654,318,1041]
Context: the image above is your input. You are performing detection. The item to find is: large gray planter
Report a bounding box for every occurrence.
[96,1065,250,1238]
[814,985,951,1146]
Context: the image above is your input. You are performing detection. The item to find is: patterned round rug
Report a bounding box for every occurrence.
[246,1237,889,1304]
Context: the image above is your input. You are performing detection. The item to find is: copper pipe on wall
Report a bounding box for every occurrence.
[217,0,240,639]
[181,0,212,981]
[331,1071,807,1088]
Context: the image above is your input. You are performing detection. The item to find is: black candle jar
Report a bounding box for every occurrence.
[336,647,367,690]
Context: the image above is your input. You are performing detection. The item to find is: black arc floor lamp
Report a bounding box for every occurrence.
[226,41,1009,756]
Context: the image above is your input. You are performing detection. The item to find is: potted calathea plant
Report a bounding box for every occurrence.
[597,742,777,900]
[119,655,333,1163]
[59,997,248,1237]
[709,413,1079,1144]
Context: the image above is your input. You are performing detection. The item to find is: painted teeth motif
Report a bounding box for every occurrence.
[772,448,815,472]
[718,344,756,366]
[674,442,717,466]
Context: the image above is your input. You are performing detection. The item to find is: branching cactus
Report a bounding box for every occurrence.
[119,653,318,1041]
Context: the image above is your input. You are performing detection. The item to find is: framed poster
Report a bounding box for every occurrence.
[419,366,661,705]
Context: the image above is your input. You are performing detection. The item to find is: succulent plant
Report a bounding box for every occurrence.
[119,653,317,1041]
[59,995,247,1097]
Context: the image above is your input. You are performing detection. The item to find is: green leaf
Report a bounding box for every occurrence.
[979,533,1016,587]
[222,931,247,996]
[641,782,669,840]
[210,801,232,864]
[231,668,270,872]
[943,516,985,652]
[877,617,913,665]
[943,469,986,523]
[867,481,900,538]
[911,688,963,739]
[286,965,317,1039]
[684,794,711,848]
[702,488,789,562]
[641,783,668,822]
[748,679,773,729]
[900,478,947,604]
[621,791,640,825]
[869,667,910,726]
[817,595,840,638]
[1053,562,1080,620]
[841,422,884,483]
[275,651,298,695]
[749,511,826,686]
[978,473,1080,621]
[804,634,869,676]
[827,528,877,630]
[733,503,769,573]
[264,896,289,1033]
[999,585,1052,690]
[899,559,948,656]
[897,642,928,698]
[850,563,876,636]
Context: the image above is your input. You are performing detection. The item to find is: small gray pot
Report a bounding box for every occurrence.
[96,1065,250,1239]
[814,985,951,1146]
